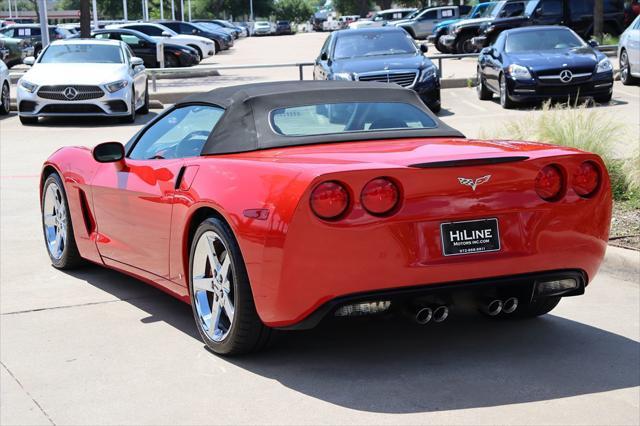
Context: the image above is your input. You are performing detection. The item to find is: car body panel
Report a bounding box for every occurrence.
[394,6,463,39]
[619,15,640,77]
[42,132,611,327]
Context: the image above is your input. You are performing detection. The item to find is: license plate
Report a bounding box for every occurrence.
[440,218,500,256]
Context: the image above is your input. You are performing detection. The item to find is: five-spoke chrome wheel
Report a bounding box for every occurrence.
[192,231,236,342]
[43,182,67,260]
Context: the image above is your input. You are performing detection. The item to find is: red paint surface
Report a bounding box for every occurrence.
[42,137,612,327]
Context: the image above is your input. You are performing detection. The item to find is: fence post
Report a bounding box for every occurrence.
[299,64,304,80]
[437,57,442,78]
[152,72,157,92]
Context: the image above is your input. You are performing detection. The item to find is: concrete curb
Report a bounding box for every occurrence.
[601,245,639,283]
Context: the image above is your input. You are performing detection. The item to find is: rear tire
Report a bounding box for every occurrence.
[189,217,272,355]
[456,33,476,54]
[0,82,10,115]
[189,45,203,61]
[41,173,84,270]
[477,69,493,100]
[19,115,38,125]
[435,37,450,53]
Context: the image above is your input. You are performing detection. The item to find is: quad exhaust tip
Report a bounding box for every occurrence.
[414,305,448,324]
[415,307,433,324]
[483,299,503,316]
[502,297,519,314]
[433,305,449,323]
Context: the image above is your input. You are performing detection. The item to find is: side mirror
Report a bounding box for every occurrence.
[419,44,428,53]
[131,57,144,68]
[93,142,125,163]
[23,56,35,66]
[320,51,328,61]
[588,39,599,48]
[161,31,172,37]
[192,29,198,34]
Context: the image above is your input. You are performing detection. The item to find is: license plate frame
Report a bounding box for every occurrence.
[440,218,501,257]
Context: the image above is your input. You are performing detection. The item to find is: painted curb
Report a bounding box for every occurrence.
[601,245,640,283]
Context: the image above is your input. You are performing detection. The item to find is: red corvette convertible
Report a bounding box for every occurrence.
[40,81,611,355]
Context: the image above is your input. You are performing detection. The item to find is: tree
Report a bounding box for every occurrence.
[333,0,371,17]
[594,0,604,42]
[274,0,313,22]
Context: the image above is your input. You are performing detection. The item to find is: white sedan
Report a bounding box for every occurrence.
[109,23,216,60]
[17,39,149,125]
[619,15,640,86]
[0,60,9,115]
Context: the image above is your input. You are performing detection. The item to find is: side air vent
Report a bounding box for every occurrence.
[78,189,96,235]
[409,156,529,169]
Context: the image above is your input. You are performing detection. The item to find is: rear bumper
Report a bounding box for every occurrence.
[471,35,488,48]
[279,269,587,330]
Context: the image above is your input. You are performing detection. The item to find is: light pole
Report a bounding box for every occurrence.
[188,0,191,21]
[7,0,12,18]
[122,0,128,21]
[37,0,49,48]
[92,0,98,28]
[180,0,184,21]
[160,0,164,20]
[171,0,175,20]
[249,0,253,21]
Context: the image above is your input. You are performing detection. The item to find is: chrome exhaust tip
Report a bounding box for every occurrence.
[415,307,433,325]
[502,297,519,314]
[433,305,449,323]
[482,299,503,316]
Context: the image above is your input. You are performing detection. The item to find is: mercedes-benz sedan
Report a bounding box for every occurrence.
[17,39,149,124]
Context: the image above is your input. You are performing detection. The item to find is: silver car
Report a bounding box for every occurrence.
[17,39,149,125]
[394,6,462,39]
[619,14,640,86]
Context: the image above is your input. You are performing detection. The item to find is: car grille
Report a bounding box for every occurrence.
[37,85,104,101]
[357,71,418,88]
[40,104,105,114]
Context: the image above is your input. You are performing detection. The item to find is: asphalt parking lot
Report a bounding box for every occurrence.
[1,32,639,425]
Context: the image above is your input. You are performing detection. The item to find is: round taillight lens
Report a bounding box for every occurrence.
[535,165,564,201]
[573,161,600,197]
[361,177,400,216]
[310,181,349,220]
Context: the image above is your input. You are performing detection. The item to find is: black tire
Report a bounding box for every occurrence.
[477,69,493,101]
[429,103,441,114]
[512,297,561,318]
[499,74,517,109]
[0,82,10,115]
[619,49,639,86]
[138,82,149,115]
[214,41,221,54]
[122,87,136,123]
[189,217,272,355]
[456,33,476,54]
[189,45,203,61]
[435,37,450,54]
[41,173,84,270]
[594,92,612,104]
[19,115,38,125]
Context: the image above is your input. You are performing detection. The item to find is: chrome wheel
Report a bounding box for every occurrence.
[192,231,235,342]
[1,83,9,113]
[43,182,67,260]
[620,51,629,83]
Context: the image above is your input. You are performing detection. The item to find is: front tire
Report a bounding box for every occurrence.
[499,74,516,109]
[189,217,272,355]
[122,87,136,123]
[41,173,83,269]
[456,33,476,54]
[138,82,149,115]
[477,69,493,100]
[0,82,10,115]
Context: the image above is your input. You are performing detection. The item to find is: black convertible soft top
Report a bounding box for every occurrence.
[178,81,465,155]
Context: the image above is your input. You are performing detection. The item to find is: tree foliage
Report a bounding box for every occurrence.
[273,0,313,22]
[333,0,371,17]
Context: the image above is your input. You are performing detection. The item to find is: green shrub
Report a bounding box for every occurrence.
[487,101,638,203]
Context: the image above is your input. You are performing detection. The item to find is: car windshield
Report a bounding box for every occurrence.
[271,102,437,136]
[489,1,508,17]
[505,29,585,52]
[334,31,416,59]
[478,3,498,17]
[39,44,123,64]
[193,22,215,32]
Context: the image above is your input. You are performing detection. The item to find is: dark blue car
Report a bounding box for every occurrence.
[476,26,614,108]
[313,27,440,112]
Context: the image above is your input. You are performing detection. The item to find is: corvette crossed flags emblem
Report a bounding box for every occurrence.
[457,175,491,191]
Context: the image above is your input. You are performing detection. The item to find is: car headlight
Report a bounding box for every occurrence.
[19,79,37,93]
[332,72,353,81]
[105,80,128,93]
[508,63,532,80]
[596,58,613,73]
[420,66,437,81]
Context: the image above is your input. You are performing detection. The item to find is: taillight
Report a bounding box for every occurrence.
[361,177,400,216]
[310,181,349,220]
[572,161,600,197]
[535,164,564,201]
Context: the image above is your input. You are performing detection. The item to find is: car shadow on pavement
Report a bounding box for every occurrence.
[67,265,640,414]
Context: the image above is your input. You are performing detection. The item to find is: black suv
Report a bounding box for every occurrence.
[473,0,625,48]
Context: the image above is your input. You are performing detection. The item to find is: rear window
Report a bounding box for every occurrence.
[270,102,437,136]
